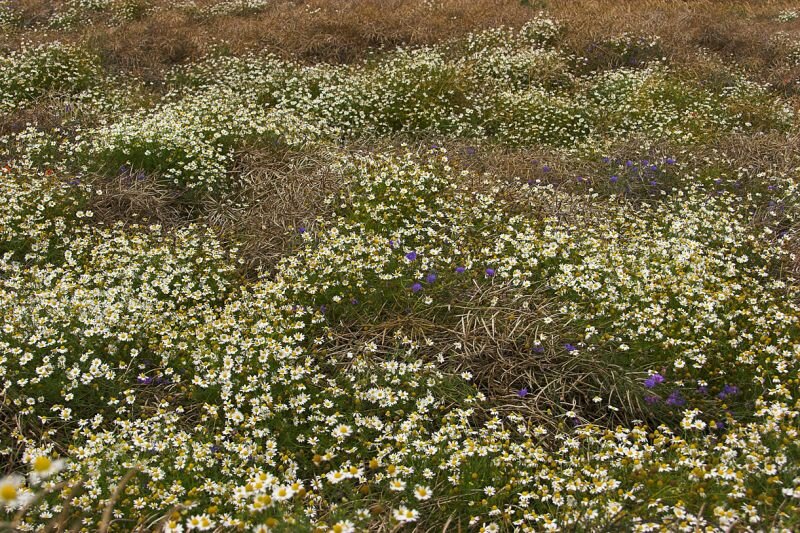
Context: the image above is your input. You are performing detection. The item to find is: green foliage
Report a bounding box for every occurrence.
[2,10,800,532]
[0,43,101,111]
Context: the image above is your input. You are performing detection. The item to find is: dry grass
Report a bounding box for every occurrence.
[4,0,800,89]
[323,279,649,432]
[2,0,537,79]
[547,0,800,91]
[206,145,342,275]
[84,144,343,276]
[88,170,187,229]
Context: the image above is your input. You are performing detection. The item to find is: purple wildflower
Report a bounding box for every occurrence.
[724,384,739,395]
[405,251,417,261]
[532,344,545,354]
[610,175,619,183]
[697,385,708,395]
[425,272,437,284]
[717,384,740,399]
[410,282,423,293]
[665,390,686,407]
[564,343,577,353]
[455,266,466,274]
[298,226,306,234]
[644,373,664,388]
[644,394,659,405]
[666,157,675,165]
[517,388,529,398]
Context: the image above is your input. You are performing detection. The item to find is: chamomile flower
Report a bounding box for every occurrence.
[389,479,406,492]
[332,424,352,439]
[187,514,214,530]
[330,520,356,533]
[326,470,348,484]
[393,506,419,523]
[29,455,66,483]
[0,475,29,508]
[163,520,185,533]
[271,485,294,502]
[414,485,432,500]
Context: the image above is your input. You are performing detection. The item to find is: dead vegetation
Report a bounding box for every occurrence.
[322,277,652,432]
[3,0,536,78]
[547,0,800,93]
[4,0,799,89]
[210,145,342,274]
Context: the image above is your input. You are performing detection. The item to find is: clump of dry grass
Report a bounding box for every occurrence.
[324,279,649,431]
[0,99,64,137]
[87,169,186,229]
[200,145,343,274]
[83,144,343,275]
[548,0,800,92]
[2,0,538,80]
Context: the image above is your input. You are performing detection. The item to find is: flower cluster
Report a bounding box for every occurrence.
[0,43,101,112]
[0,0,17,28]
[2,9,800,532]
[3,148,800,530]
[0,162,89,262]
[73,88,327,190]
[10,18,792,198]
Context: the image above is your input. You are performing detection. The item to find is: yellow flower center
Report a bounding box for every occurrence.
[33,456,52,473]
[0,484,18,501]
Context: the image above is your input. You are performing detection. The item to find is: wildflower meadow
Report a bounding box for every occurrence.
[1,1,800,531]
